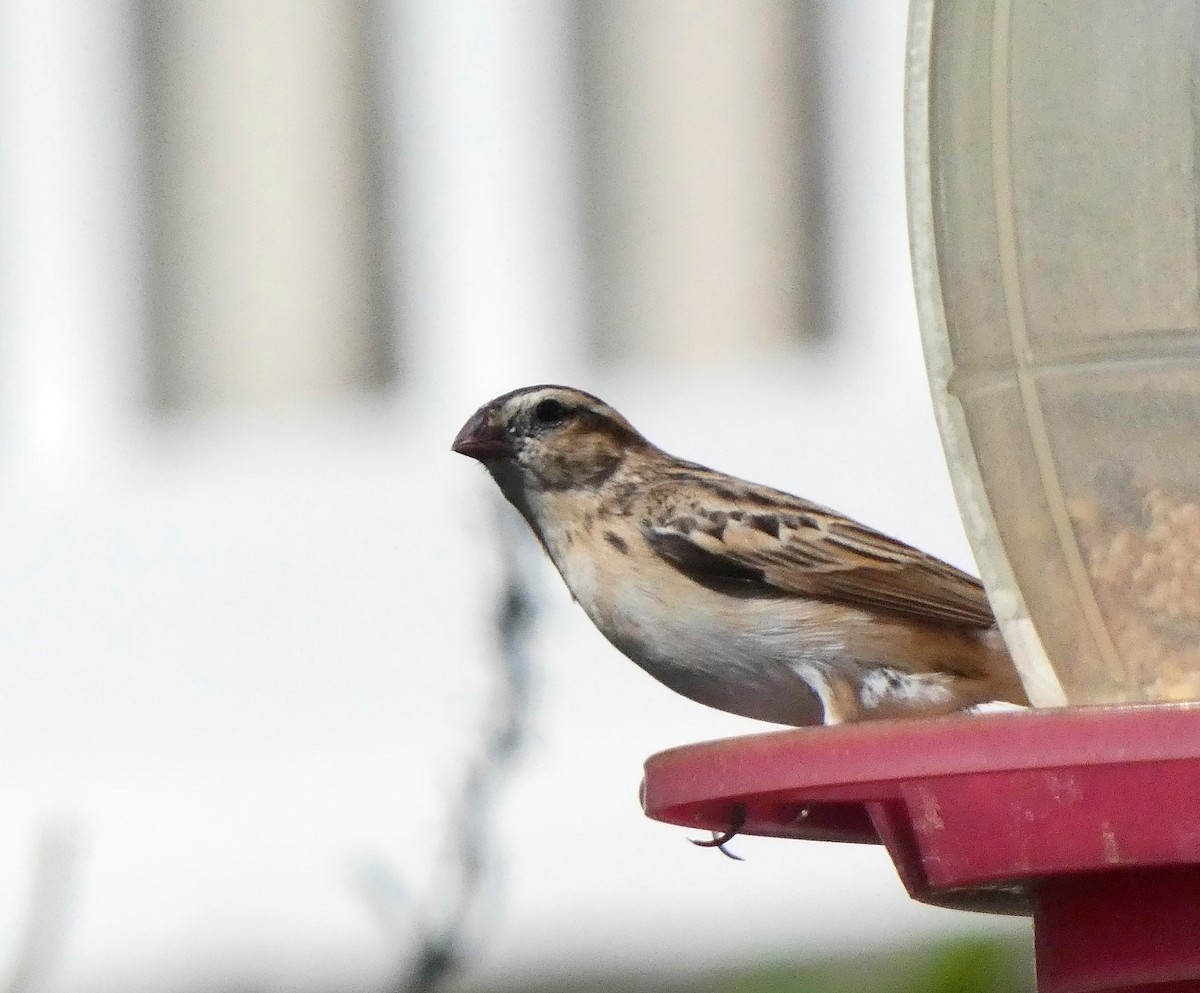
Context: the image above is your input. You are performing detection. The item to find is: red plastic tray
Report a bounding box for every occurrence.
[642,705,1200,993]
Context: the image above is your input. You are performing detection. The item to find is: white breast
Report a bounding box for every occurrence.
[526,491,844,723]
[549,519,836,671]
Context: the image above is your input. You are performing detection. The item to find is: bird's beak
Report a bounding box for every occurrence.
[451,407,512,462]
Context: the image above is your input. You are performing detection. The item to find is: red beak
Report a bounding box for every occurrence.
[451,407,513,462]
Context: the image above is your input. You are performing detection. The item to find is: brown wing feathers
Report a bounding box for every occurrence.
[641,480,995,629]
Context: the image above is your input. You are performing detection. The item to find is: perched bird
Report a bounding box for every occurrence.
[452,385,1028,726]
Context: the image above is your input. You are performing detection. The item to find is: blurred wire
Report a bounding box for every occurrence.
[4,821,82,993]
[384,499,535,993]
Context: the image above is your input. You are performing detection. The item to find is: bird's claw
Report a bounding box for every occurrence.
[690,804,747,860]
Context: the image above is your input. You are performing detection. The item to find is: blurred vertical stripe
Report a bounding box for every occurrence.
[138,0,396,412]
[573,0,832,362]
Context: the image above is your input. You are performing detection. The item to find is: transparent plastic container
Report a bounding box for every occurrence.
[907,1,1200,707]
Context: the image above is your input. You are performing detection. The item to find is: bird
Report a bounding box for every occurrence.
[451,385,1029,726]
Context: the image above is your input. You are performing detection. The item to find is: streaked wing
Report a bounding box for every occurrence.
[641,473,995,628]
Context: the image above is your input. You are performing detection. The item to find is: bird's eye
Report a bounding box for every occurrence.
[533,398,570,425]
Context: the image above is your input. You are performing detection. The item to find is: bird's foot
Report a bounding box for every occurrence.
[690,804,747,861]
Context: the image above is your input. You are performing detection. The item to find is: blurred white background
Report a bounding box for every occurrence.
[0,1,1028,990]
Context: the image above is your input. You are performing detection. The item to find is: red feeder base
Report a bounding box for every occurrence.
[640,705,1200,993]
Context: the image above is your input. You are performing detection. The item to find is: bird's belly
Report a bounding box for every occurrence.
[574,570,835,725]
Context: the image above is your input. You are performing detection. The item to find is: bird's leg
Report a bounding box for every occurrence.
[815,676,862,725]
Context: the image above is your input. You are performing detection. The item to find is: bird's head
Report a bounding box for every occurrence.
[452,385,646,493]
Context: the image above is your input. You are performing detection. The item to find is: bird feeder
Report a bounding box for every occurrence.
[641,3,1200,990]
